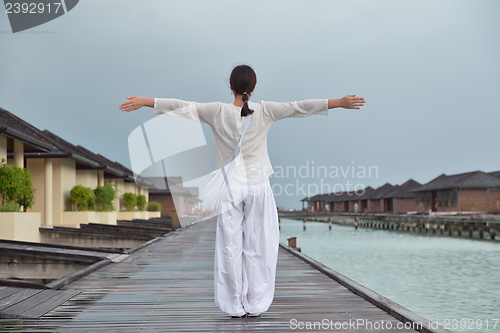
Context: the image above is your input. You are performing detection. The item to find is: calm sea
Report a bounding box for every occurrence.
[279,219,500,333]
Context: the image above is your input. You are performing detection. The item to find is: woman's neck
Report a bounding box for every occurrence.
[233,94,246,107]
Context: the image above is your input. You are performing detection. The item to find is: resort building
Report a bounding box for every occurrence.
[411,171,500,214]
[0,107,158,243]
[380,179,421,214]
[367,183,394,213]
[145,176,202,219]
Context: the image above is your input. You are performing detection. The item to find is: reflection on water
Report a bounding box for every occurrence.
[279,219,500,333]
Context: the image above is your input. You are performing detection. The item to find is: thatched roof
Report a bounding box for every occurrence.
[369,183,395,200]
[489,171,500,178]
[411,171,500,192]
[382,179,421,198]
[353,186,375,200]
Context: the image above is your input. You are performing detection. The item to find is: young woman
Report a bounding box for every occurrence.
[119,65,365,318]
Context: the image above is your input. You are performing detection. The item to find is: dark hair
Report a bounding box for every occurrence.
[230,65,257,117]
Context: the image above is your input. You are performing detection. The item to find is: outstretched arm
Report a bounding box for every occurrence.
[328,95,365,109]
[119,95,153,112]
[119,95,219,125]
[264,95,366,121]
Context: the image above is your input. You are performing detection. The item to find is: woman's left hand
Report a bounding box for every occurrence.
[340,95,366,109]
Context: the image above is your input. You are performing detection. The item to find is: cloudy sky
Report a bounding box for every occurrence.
[1,0,499,209]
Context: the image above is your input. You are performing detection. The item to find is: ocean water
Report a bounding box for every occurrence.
[279,219,500,333]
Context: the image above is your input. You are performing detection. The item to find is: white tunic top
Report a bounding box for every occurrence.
[154,98,328,184]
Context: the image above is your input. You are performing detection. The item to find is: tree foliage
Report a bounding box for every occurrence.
[136,194,147,211]
[0,159,36,211]
[94,183,116,211]
[122,192,137,211]
[147,200,162,212]
[69,185,95,211]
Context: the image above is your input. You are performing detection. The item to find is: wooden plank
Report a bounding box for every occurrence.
[0,288,42,312]
[0,287,23,300]
[21,290,80,319]
[0,289,59,318]
[1,289,80,319]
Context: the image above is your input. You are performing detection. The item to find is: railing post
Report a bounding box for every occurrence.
[287,237,301,252]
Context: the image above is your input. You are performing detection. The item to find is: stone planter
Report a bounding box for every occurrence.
[0,212,41,242]
[148,211,161,218]
[117,211,142,221]
[61,211,99,226]
[98,211,117,225]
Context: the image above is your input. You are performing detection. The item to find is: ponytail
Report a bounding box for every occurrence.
[241,92,254,117]
[229,65,257,117]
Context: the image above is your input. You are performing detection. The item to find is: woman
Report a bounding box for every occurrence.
[119,65,365,318]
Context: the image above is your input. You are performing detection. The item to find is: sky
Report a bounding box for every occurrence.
[1,0,499,210]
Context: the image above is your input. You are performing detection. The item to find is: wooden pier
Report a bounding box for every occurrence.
[1,218,450,332]
[280,212,500,240]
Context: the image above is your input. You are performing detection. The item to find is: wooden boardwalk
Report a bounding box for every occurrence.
[0,218,438,332]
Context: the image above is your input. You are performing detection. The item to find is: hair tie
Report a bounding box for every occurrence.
[248,101,254,111]
[243,92,248,95]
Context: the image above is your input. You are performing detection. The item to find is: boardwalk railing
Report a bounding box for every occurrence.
[279,212,500,239]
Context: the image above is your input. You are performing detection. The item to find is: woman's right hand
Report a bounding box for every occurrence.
[120,95,147,112]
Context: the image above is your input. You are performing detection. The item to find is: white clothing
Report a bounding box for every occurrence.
[154,99,328,185]
[214,178,279,316]
[153,97,329,317]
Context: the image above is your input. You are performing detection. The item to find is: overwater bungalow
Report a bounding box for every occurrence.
[380,179,421,214]
[411,171,500,214]
[367,183,394,213]
[353,186,375,213]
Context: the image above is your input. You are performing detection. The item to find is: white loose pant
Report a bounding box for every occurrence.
[214,178,280,316]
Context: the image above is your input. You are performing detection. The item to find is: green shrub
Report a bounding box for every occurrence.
[147,200,162,212]
[1,201,20,212]
[136,194,147,211]
[94,183,116,211]
[122,193,137,211]
[69,185,95,211]
[0,159,36,210]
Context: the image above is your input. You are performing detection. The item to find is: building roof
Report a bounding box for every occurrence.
[0,107,57,152]
[351,186,375,201]
[146,177,199,197]
[41,130,100,168]
[308,193,328,202]
[369,183,395,200]
[325,190,355,202]
[382,179,421,198]
[488,171,500,179]
[411,171,500,192]
[73,145,126,178]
